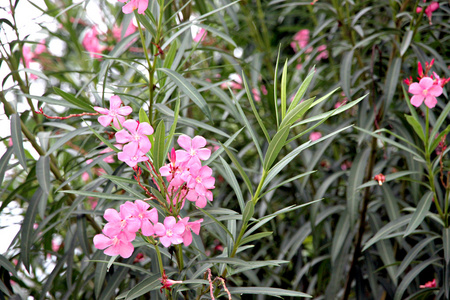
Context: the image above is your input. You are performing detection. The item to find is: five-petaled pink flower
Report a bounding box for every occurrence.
[117,143,149,167]
[102,205,141,236]
[118,0,148,14]
[154,216,186,247]
[408,77,443,108]
[116,119,154,153]
[179,217,203,246]
[94,95,132,129]
[94,230,135,258]
[124,200,158,236]
[176,135,211,166]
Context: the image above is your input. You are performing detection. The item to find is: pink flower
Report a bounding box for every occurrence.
[82,26,106,59]
[154,216,186,247]
[182,164,215,208]
[220,74,243,90]
[117,142,149,167]
[94,95,132,128]
[125,200,158,236]
[424,2,439,24]
[94,230,135,258]
[408,77,443,108]
[115,120,154,153]
[291,29,310,52]
[420,279,436,288]
[159,270,183,292]
[179,217,203,246]
[193,28,207,43]
[103,204,141,236]
[22,41,46,80]
[113,22,137,41]
[118,0,148,14]
[309,131,322,141]
[175,135,211,166]
[316,45,328,61]
[252,88,261,102]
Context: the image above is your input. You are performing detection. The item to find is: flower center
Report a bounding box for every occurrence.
[196,176,202,183]
[190,149,197,156]
[423,89,429,96]
[166,229,173,237]
[133,134,140,142]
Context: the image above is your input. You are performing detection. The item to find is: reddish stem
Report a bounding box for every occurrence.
[35,108,98,120]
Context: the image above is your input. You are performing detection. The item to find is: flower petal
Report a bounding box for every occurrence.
[410,95,424,107]
[177,135,192,151]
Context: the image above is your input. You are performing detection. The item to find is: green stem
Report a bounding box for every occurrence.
[175,244,184,272]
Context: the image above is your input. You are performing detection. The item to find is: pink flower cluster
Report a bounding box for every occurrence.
[416,1,439,24]
[22,40,46,79]
[94,95,152,167]
[405,60,449,109]
[160,135,216,209]
[290,29,328,69]
[82,26,107,59]
[94,199,203,257]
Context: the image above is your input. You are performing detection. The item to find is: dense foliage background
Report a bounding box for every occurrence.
[1,0,450,299]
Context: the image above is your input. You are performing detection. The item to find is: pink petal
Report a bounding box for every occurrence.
[202,177,215,189]
[141,220,155,236]
[408,82,422,95]
[159,236,171,247]
[419,77,434,89]
[177,135,192,151]
[138,138,152,153]
[113,116,125,129]
[199,166,212,178]
[94,107,109,114]
[110,95,122,109]
[137,0,148,14]
[410,95,424,107]
[428,85,443,97]
[115,129,132,144]
[164,216,176,228]
[122,1,136,14]
[424,95,437,108]
[123,120,138,134]
[195,196,207,208]
[135,199,150,212]
[173,222,186,235]
[117,106,133,116]
[196,148,211,160]
[146,208,158,224]
[175,150,189,162]
[118,241,134,258]
[191,136,207,149]
[154,223,166,236]
[183,230,193,246]
[98,115,113,127]
[104,208,121,222]
[104,245,120,256]
[93,234,112,250]
[137,122,154,135]
[170,236,184,245]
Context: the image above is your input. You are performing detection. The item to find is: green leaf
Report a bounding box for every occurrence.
[0,255,19,278]
[11,113,27,170]
[395,235,439,278]
[281,60,288,120]
[152,120,165,171]
[443,228,450,265]
[393,257,441,300]
[340,49,354,99]
[400,29,413,57]
[99,256,137,300]
[240,231,272,246]
[0,147,14,187]
[429,124,450,153]
[205,128,243,166]
[45,127,90,157]
[53,87,94,112]
[403,191,433,237]
[429,100,450,149]
[357,171,419,189]
[242,201,254,225]
[346,148,370,227]
[242,74,270,142]
[279,98,314,129]
[331,211,350,265]
[218,156,245,213]
[158,68,212,121]
[39,251,70,300]
[228,287,311,298]
[405,114,425,143]
[196,206,234,240]
[287,68,315,114]
[163,96,180,157]
[362,215,411,251]
[263,125,290,171]
[125,274,160,300]
[60,190,136,201]
[273,48,280,126]
[139,107,150,124]
[21,187,44,272]
[36,156,51,195]
[221,143,253,196]
[384,57,401,110]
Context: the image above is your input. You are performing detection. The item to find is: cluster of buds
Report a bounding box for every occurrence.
[416,1,439,24]
[374,173,386,186]
[436,134,447,156]
[404,60,449,109]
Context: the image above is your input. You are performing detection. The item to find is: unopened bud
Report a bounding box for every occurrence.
[374,173,386,186]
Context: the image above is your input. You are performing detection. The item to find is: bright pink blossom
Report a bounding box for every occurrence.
[154,216,186,247]
[424,2,439,24]
[182,164,215,208]
[118,0,148,14]
[125,200,158,236]
[176,135,211,166]
[420,279,436,288]
[116,120,153,153]
[94,230,135,258]
[179,217,203,246]
[408,77,443,108]
[117,142,149,167]
[103,204,141,236]
[93,95,132,128]
[194,28,207,42]
[82,26,106,59]
[309,132,322,141]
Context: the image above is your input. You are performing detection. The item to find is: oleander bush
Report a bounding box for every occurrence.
[0,0,449,299]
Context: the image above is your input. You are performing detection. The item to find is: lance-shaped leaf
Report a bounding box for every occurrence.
[263,125,290,171]
[158,68,212,121]
[53,87,94,112]
[11,113,27,170]
[403,191,433,237]
[36,156,51,195]
[0,147,14,187]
